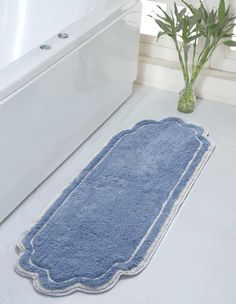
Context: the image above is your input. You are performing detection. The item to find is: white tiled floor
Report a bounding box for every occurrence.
[1,84,236,304]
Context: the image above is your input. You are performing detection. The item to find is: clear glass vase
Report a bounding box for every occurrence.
[177,84,196,113]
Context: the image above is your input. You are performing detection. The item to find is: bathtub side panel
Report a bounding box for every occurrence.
[0,3,141,222]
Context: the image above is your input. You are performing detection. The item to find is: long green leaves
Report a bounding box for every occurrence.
[224,40,236,46]
[218,0,226,21]
[151,0,236,85]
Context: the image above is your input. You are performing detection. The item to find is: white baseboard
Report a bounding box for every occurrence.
[136,56,236,106]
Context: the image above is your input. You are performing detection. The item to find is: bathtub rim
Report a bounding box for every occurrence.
[0,0,140,104]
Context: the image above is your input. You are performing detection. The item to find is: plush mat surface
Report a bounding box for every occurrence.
[15,117,214,296]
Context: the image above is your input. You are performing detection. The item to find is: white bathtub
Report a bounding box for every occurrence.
[0,0,141,222]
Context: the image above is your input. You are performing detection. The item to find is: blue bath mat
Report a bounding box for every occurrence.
[15,117,214,296]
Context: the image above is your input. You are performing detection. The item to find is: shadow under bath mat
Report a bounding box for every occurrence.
[15,117,214,296]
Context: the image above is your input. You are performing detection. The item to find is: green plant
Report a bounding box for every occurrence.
[151,0,236,113]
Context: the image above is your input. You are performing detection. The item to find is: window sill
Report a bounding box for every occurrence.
[136,55,236,106]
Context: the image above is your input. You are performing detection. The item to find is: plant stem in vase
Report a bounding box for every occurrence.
[178,83,196,113]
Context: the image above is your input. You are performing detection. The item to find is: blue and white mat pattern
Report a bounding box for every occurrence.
[15,117,214,296]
